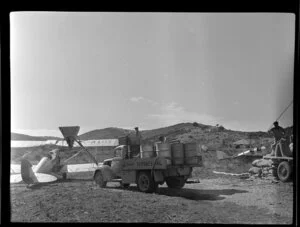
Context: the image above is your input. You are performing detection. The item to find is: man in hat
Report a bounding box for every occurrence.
[268,121,286,156]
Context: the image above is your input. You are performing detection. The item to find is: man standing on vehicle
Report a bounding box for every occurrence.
[128,127,143,158]
[268,121,286,156]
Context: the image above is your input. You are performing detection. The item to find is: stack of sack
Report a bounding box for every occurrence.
[248,159,277,182]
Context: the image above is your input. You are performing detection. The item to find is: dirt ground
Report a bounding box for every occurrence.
[10,172,294,224]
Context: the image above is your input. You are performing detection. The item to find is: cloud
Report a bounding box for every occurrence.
[129,97,158,106]
[147,99,159,106]
[147,102,221,126]
[221,120,272,132]
[130,96,144,102]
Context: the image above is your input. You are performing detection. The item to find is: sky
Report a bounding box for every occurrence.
[10,12,295,137]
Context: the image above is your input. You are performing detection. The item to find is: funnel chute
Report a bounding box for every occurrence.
[58,126,98,165]
[59,126,80,148]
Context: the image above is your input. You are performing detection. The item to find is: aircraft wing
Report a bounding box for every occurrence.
[11,162,103,174]
[11,159,57,184]
[65,163,102,172]
[11,164,21,174]
[10,162,103,184]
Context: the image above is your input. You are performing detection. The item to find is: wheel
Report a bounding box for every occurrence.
[137,171,157,193]
[277,161,292,182]
[94,170,107,188]
[62,172,67,180]
[166,176,185,189]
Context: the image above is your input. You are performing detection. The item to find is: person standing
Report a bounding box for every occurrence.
[268,121,286,156]
[128,127,143,158]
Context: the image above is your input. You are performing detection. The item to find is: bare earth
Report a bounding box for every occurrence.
[10,173,293,224]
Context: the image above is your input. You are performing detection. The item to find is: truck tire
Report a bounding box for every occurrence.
[94,170,107,188]
[137,171,157,193]
[277,161,292,182]
[166,176,185,189]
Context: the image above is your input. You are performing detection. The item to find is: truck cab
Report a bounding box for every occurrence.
[102,145,128,167]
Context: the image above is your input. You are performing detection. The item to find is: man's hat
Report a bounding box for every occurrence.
[273,121,279,125]
[134,127,139,130]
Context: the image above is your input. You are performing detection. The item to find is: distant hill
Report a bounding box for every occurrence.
[11,123,293,167]
[11,123,293,151]
[79,127,132,140]
[11,133,62,141]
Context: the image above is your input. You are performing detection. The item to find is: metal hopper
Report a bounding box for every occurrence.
[59,126,80,148]
[59,126,98,165]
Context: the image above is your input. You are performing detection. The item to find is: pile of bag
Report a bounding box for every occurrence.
[247,158,278,182]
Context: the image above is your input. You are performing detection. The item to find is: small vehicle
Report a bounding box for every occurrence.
[93,144,202,193]
[263,138,293,182]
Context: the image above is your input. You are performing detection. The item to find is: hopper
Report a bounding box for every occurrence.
[59,126,98,165]
[59,126,80,148]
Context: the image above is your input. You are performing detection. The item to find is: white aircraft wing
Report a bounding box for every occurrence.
[66,163,102,172]
[10,162,103,184]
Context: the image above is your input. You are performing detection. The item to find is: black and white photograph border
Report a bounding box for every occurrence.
[2,3,299,225]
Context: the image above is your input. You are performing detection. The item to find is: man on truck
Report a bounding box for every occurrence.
[267,121,286,156]
[128,127,143,158]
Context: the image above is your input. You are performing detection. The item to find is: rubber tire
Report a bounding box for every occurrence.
[137,171,157,193]
[166,176,185,189]
[277,161,292,182]
[94,170,107,188]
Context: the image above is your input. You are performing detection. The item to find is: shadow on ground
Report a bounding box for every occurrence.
[107,184,248,201]
[157,188,248,201]
[23,178,94,189]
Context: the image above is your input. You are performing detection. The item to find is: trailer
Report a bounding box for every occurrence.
[262,138,293,182]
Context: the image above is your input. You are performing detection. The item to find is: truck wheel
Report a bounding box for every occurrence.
[277,161,292,182]
[166,177,185,189]
[137,171,157,193]
[94,171,107,188]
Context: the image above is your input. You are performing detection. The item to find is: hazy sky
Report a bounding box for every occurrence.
[10,12,294,137]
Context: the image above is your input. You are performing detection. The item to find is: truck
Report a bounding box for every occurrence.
[93,144,203,193]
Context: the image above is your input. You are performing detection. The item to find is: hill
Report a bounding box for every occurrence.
[11,123,293,174]
[79,127,132,140]
[11,133,62,141]
[11,123,293,150]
